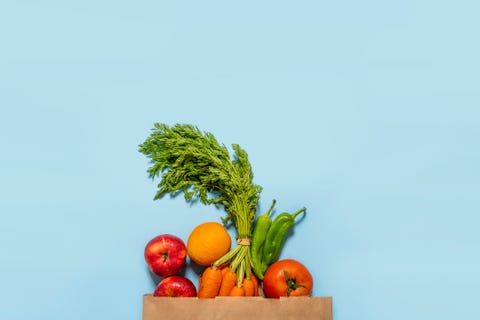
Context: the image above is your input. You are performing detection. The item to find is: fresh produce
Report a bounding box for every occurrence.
[229,285,245,296]
[262,259,313,298]
[251,203,306,280]
[242,275,257,296]
[262,207,306,265]
[140,123,316,299]
[187,222,231,266]
[251,199,276,280]
[139,123,262,290]
[144,234,187,277]
[153,275,197,297]
[218,267,236,296]
[197,266,223,298]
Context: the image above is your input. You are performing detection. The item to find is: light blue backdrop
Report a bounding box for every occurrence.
[1,1,479,319]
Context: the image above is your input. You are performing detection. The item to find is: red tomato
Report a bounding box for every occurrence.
[262,259,313,298]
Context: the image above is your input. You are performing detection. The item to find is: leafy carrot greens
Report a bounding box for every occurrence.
[139,123,262,286]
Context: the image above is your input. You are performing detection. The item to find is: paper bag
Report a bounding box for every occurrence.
[142,294,332,320]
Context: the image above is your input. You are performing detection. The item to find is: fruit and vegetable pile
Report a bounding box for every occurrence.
[139,123,314,299]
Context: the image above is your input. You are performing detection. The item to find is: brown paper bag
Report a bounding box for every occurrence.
[142,294,332,320]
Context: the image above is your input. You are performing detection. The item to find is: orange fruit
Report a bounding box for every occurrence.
[187,222,231,266]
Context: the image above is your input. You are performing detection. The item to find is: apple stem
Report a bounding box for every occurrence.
[162,252,169,262]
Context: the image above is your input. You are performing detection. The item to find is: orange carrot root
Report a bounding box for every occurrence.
[221,265,230,276]
[198,266,222,298]
[250,274,259,296]
[218,268,237,296]
[229,285,245,296]
[243,278,255,296]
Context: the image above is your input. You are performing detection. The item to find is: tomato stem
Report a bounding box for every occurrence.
[284,270,305,296]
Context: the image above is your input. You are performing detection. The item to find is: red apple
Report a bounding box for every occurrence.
[153,275,197,297]
[144,234,187,277]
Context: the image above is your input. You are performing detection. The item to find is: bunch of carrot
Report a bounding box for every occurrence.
[198,265,259,298]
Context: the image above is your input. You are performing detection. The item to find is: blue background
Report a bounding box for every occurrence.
[1,1,479,319]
